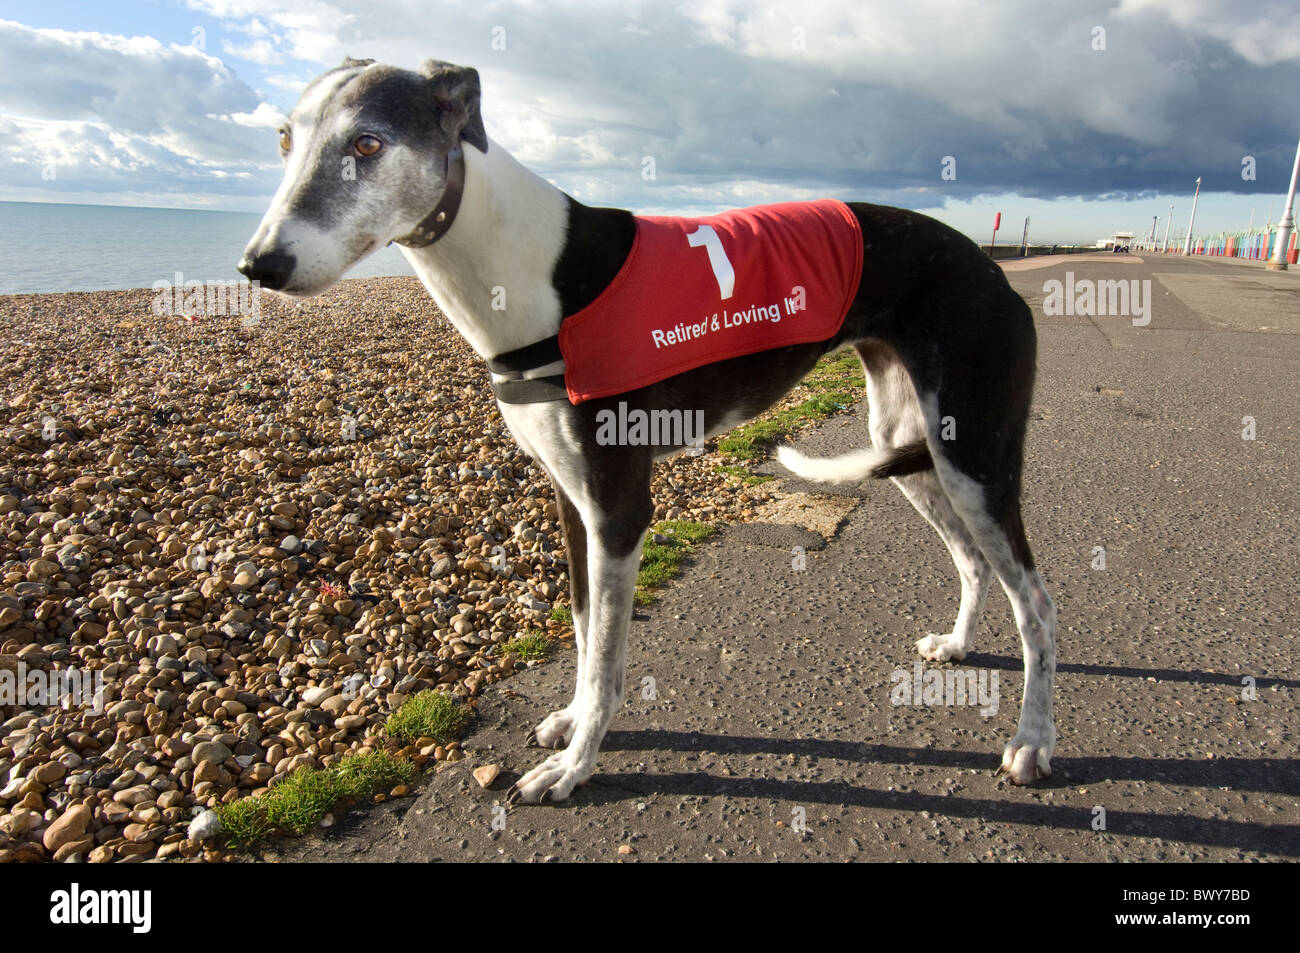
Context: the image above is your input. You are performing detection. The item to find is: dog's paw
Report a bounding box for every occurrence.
[916,632,969,663]
[509,752,593,803]
[532,707,577,749]
[999,738,1052,784]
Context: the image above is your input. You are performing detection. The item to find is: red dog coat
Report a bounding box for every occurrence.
[558,199,863,403]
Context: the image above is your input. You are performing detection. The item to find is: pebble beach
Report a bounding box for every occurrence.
[0,277,785,862]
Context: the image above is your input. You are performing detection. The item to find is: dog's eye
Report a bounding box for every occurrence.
[354,135,382,157]
[278,130,292,153]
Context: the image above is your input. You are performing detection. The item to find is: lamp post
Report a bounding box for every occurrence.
[1182,177,1202,255]
[1267,136,1300,271]
[1162,204,1173,252]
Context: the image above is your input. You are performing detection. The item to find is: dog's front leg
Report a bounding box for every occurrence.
[512,511,647,803]
[531,488,589,749]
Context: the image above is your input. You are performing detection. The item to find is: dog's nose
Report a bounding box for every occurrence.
[237,250,296,291]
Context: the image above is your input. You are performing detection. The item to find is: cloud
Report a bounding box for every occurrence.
[212,102,286,128]
[5,2,1299,214]
[181,0,1300,211]
[1118,0,1300,66]
[0,18,278,204]
[221,37,283,65]
[185,0,355,63]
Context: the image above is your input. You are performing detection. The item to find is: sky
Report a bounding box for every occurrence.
[0,0,1297,244]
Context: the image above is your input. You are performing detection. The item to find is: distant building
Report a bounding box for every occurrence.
[1095,231,1134,251]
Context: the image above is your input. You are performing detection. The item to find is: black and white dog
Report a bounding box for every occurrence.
[239,58,1056,802]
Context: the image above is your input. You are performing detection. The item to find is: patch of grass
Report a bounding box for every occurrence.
[333,749,415,800]
[714,464,775,485]
[215,795,273,851]
[264,765,347,836]
[635,520,716,604]
[549,604,573,625]
[385,689,471,745]
[213,748,416,849]
[501,630,551,662]
[802,348,866,391]
[716,349,864,461]
[717,393,852,459]
[716,419,788,460]
[638,541,684,589]
[656,520,716,544]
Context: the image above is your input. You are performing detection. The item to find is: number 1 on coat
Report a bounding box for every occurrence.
[686,225,735,300]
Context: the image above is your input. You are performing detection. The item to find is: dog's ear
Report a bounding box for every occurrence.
[419,59,489,153]
[341,56,375,68]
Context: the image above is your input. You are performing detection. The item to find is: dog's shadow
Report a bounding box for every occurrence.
[511,728,1300,857]
[599,728,1300,793]
[497,651,1300,855]
[961,650,1300,690]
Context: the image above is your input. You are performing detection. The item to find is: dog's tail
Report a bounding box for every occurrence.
[776,440,933,484]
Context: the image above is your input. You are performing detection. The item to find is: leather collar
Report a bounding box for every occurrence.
[392,145,465,248]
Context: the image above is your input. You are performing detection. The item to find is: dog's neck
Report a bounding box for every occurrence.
[398,136,570,360]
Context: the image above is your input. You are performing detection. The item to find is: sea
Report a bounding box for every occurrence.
[0,201,416,295]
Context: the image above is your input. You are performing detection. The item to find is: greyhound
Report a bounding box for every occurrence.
[239,57,1057,802]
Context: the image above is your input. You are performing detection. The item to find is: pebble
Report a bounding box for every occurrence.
[188,809,222,843]
[0,808,40,836]
[193,741,232,765]
[31,761,67,784]
[113,784,157,807]
[301,686,334,707]
[472,764,501,789]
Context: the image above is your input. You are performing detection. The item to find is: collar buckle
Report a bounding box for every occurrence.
[393,146,465,248]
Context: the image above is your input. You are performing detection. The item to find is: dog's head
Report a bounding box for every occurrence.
[238,57,487,296]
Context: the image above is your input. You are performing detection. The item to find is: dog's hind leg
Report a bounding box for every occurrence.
[853,342,992,661]
[894,472,993,662]
[902,281,1054,782]
[531,487,588,749]
[923,417,1056,784]
[974,508,1054,785]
